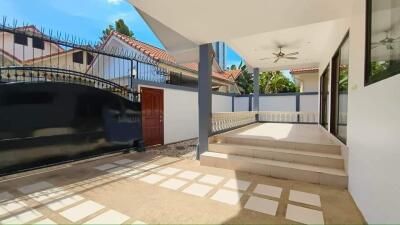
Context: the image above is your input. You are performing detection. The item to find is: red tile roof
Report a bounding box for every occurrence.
[107,31,235,82]
[290,67,319,75]
[111,31,176,63]
[223,69,242,79]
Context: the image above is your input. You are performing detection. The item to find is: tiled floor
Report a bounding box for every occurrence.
[0,152,365,224]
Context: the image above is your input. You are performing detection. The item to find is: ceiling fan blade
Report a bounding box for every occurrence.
[272,53,280,57]
[284,57,298,60]
[273,58,280,63]
[285,52,299,56]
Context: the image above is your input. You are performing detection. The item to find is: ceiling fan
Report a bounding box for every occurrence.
[372,31,400,50]
[260,47,299,63]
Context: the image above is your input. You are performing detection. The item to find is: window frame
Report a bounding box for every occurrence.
[365,0,400,86]
[14,33,28,46]
[32,37,45,50]
[72,51,84,64]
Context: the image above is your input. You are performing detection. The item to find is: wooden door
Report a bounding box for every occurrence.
[141,87,164,147]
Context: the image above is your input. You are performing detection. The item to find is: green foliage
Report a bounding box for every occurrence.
[231,62,298,94]
[101,19,134,41]
[259,71,299,93]
[234,62,254,94]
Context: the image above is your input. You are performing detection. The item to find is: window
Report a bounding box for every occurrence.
[365,0,400,85]
[32,37,44,50]
[331,33,349,143]
[319,66,330,130]
[14,33,28,46]
[73,51,84,64]
[86,52,94,65]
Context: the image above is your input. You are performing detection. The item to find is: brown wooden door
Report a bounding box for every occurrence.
[141,87,164,147]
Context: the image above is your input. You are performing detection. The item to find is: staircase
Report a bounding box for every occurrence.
[200,133,347,188]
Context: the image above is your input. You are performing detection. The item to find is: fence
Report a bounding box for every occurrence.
[0,18,169,101]
[211,112,257,134]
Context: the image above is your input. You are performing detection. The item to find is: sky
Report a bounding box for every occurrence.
[0,0,243,68]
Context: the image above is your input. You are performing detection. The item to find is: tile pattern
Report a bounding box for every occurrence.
[211,189,243,205]
[244,196,278,216]
[60,200,104,222]
[223,179,251,191]
[286,204,324,224]
[84,209,130,224]
[198,175,224,185]
[182,183,213,197]
[253,184,282,198]
[177,171,201,180]
[159,178,188,190]
[289,190,321,207]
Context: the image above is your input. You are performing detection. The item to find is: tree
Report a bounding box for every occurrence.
[101,19,134,41]
[233,62,253,94]
[259,71,299,93]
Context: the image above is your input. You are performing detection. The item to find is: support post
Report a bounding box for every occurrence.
[296,94,300,123]
[253,68,260,111]
[197,43,213,160]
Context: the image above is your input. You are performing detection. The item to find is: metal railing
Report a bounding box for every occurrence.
[258,111,318,124]
[0,17,170,101]
[211,112,257,134]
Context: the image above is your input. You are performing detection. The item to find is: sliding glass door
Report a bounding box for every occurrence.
[319,67,330,130]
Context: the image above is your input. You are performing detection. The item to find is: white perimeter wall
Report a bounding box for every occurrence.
[234,97,249,111]
[259,96,296,111]
[212,94,232,112]
[317,1,400,222]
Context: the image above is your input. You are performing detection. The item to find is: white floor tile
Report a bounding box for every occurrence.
[0,192,13,202]
[211,189,243,205]
[126,161,146,169]
[18,181,54,194]
[0,200,27,216]
[198,175,224,185]
[107,167,131,175]
[113,159,134,165]
[160,178,188,190]
[244,196,278,216]
[35,218,57,224]
[84,209,129,224]
[29,188,68,203]
[60,200,104,222]
[286,204,324,224]
[182,183,213,197]
[253,184,282,198]
[141,164,160,170]
[223,179,251,191]
[177,171,201,180]
[123,170,145,179]
[132,220,147,224]
[157,167,182,176]
[46,195,84,211]
[139,174,166,184]
[1,209,42,224]
[94,164,117,171]
[289,190,321,207]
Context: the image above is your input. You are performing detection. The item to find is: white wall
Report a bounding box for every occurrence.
[212,94,232,112]
[316,1,400,223]
[346,1,400,223]
[300,95,318,112]
[259,96,296,111]
[234,96,250,111]
[138,83,234,144]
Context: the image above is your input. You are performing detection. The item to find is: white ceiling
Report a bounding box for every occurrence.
[128,0,354,70]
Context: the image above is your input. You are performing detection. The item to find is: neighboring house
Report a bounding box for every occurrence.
[0,26,64,63]
[290,67,319,92]
[95,31,240,93]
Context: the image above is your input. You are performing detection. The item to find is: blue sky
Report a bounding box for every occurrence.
[0,0,243,68]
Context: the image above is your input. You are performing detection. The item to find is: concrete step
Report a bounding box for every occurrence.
[215,135,341,155]
[209,143,344,169]
[200,151,347,188]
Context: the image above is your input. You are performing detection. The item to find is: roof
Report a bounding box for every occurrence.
[223,69,242,79]
[0,49,23,64]
[106,31,236,82]
[111,31,176,63]
[290,67,319,75]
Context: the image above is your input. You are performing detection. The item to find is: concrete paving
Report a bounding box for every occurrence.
[0,152,365,224]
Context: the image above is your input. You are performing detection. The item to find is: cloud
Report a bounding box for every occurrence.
[107,0,124,5]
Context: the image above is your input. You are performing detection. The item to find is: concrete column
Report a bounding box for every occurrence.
[197,43,213,160]
[253,68,260,111]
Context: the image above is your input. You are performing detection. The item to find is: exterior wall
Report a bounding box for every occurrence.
[259,95,297,111]
[212,94,232,113]
[0,32,62,61]
[300,94,318,112]
[234,96,250,111]
[135,81,235,144]
[295,72,319,92]
[317,1,400,223]
[30,51,89,74]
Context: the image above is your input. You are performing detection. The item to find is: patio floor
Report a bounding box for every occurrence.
[0,151,365,224]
